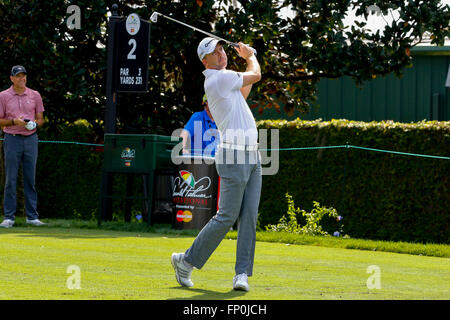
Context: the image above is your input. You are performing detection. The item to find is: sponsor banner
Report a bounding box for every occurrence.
[172,157,219,230]
[121,147,135,167]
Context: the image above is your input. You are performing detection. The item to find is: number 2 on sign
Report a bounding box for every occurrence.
[127,39,136,60]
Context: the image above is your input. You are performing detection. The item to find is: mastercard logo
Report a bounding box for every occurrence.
[176,210,193,223]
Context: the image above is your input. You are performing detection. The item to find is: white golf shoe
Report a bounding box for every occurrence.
[0,219,14,228]
[233,273,249,291]
[171,253,194,287]
[26,219,46,226]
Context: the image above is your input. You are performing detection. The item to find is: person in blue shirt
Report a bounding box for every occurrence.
[181,94,219,157]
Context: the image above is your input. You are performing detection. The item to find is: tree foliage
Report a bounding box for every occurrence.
[0,0,109,137]
[229,0,449,115]
[0,0,448,138]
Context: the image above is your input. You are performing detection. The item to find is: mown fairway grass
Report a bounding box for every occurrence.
[0,223,449,300]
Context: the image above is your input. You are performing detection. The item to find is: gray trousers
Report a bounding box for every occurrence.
[3,133,39,221]
[184,148,262,276]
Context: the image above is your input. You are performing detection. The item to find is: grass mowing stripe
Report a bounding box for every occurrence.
[11,219,449,258]
[0,227,449,300]
[242,231,449,258]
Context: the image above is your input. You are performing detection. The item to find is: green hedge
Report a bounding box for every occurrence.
[257,119,450,243]
[1,118,448,243]
[31,120,157,222]
[34,120,104,221]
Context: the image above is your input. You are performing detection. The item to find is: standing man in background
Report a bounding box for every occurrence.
[180,94,219,157]
[171,38,262,292]
[0,65,45,228]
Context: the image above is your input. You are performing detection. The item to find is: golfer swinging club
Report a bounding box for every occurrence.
[171,37,262,291]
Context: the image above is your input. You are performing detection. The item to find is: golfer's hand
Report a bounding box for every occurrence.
[235,42,254,59]
[13,118,26,127]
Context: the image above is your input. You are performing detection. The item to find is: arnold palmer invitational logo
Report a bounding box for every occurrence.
[126,13,141,35]
[121,147,135,167]
[172,170,212,209]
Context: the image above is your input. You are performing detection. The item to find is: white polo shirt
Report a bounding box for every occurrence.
[202,68,258,146]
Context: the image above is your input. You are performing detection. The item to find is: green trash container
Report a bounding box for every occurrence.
[102,134,178,172]
[100,134,180,224]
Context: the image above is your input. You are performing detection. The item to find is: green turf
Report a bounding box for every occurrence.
[0,226,449,300]
[14,218,450,257]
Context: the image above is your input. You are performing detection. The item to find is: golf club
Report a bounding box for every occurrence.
[150,11,257,56]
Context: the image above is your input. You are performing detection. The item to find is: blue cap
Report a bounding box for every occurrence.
[11,65,27,76]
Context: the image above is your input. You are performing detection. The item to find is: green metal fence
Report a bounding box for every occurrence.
[255,46,450,122]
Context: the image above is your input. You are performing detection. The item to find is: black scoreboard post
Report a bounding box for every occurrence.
[104,4,121,135]
[101,5,150,225]
[116,13,150,92]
